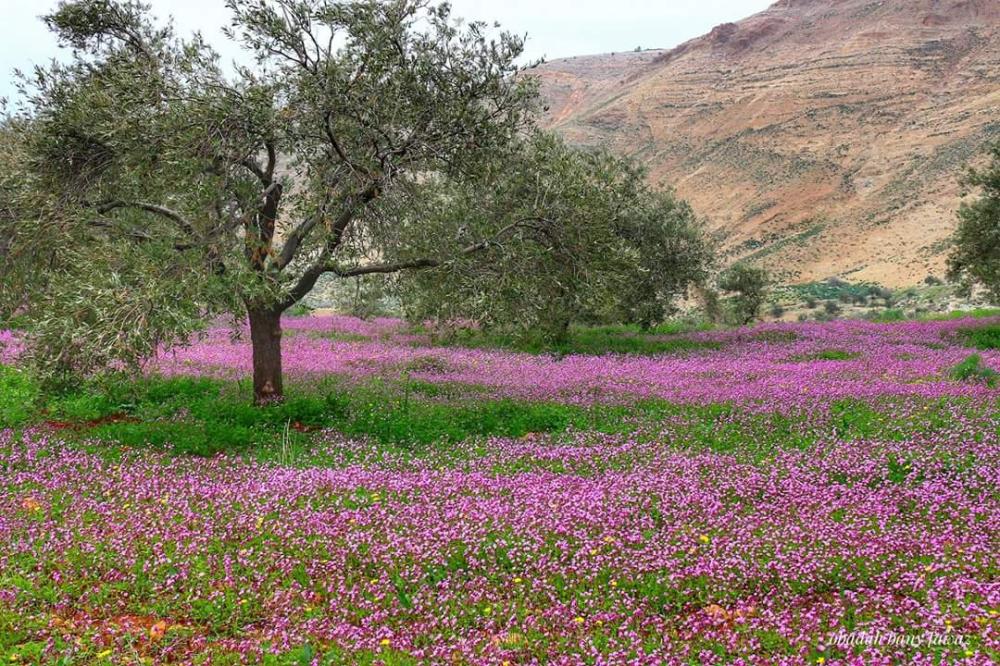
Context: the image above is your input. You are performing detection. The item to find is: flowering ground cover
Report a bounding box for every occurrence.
[1,316,999,664]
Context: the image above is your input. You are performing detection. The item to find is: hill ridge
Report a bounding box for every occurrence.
[530,0,1000,286]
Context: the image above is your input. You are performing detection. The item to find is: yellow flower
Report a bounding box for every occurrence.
[97,650,113,659]
[603,536,614,543]
[379,638,391,647]
[513,577,523,584]
[573,616,585,625]
[990,610,999,617]
[699,534,710,544]
[965,650,975,657]
[610,580,618,588]
[483,606,492,615]
[816,658,825,665]
[589,549,598,556]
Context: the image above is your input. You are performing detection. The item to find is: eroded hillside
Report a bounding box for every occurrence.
[531,0,1000,286]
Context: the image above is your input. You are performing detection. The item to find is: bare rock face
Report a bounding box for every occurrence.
[529,0,999,286]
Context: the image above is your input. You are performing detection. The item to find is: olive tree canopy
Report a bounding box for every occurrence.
[1,0,711,402]
[400,133,710,338]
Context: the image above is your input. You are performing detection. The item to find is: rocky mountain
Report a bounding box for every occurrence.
[529,0,999,286]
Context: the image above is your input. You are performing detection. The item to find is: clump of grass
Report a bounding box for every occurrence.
[439,323,719,357]
[949,354,999,387]
[957,324,1000,350]
[866,309,906,323]
[792,349,860,362]
[0,365,39,426]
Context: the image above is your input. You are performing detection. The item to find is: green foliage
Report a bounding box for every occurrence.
[865,308,906,323]
[957,324,1000,350]
[793,349,859,362]
[0,366,39,426]
[18,374,609,451]
[948,140,1000,297]
[792,279,884,304]
[1,0,537,388]
[717,264,770,325]
[401,133,711,341]
[949,354,999,387]
[436,323,718,357]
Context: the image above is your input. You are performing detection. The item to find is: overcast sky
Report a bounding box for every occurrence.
[1,0,773,102]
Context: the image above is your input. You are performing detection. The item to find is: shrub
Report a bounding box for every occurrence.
[949,354,999,387]
[824,300,841,316]
[718,264,770,325]
[868,308,906,322]
[957,325,1000,350]
[0,365,39,426]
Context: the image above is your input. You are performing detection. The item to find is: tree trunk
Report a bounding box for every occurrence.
[248,306,284,404]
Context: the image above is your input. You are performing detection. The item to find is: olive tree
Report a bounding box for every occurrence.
[948,141,1000,297]
[3,0,712,401]
[717,263,769,325]
[399,133,710,340]
[3,0,535,402]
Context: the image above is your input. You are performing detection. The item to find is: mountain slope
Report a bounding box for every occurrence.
[530,0,1000,286]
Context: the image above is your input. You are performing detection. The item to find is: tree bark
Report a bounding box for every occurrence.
[248,305,284,404]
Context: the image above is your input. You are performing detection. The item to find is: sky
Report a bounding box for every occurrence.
[1,0,774,102]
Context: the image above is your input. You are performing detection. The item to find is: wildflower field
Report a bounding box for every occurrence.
[1,316,999,665]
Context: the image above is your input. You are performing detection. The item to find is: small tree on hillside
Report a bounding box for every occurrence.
[717,263,769,325]
[948,140,1000,297]
[401,133,710,340]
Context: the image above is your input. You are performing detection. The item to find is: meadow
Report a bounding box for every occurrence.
[1,316,999,665]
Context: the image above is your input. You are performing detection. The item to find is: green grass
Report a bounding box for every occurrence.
[924,308,1000,321]
[433,322,717,357]
[949,354,999,387]
[866,309,907,323]
[4,365,992,466]
[0,365,39,426]
[10,372,650,456]
[957,324,1000,350]
[791,349,860,362]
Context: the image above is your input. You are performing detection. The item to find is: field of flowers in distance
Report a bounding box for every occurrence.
[1,315,999,665]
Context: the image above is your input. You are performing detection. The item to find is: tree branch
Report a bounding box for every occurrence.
[278,181,382,308]
[87,219,196,251]
[286,218,545,305]
[333,257,440,277]
[94,200,196,237]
